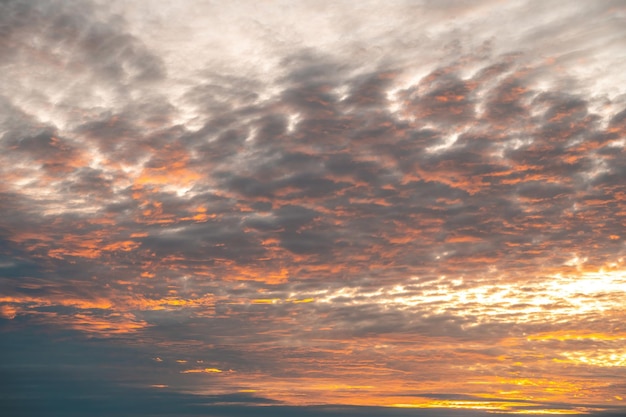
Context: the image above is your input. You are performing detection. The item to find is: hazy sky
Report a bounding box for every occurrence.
[1,1,626,416]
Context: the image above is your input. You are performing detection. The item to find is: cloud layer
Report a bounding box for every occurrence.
[1,0,626,415]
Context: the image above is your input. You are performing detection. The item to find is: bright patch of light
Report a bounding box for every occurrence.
[313,267,626,322]
[559,349,626,367]
[426,133,458,153]
[287,113,301,133]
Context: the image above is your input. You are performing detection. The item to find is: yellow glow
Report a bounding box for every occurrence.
[181,368,223,374]
[527,331,626,341]
[289,298,315,303]
[251,298,279,304]
[506,409,591,415]
[557,350,626,367]
[392,400,531,411]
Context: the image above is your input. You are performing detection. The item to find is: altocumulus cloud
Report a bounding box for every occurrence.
[1,0,626,416]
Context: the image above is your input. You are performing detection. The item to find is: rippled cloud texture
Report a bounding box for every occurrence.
[1,1,626,416]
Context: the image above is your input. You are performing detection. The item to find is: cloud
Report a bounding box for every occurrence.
[1,0,626,414]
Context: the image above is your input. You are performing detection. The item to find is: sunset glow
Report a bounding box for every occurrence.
[1,1,625,416]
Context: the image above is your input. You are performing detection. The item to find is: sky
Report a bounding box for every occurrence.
[1,0,626,416]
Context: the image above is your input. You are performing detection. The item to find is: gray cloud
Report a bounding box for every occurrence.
[1,0,626,414]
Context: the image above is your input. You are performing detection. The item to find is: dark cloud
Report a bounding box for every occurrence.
[404,73,477,126]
